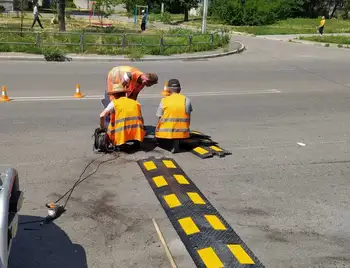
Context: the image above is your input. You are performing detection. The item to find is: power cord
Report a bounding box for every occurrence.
[19,152,120,227]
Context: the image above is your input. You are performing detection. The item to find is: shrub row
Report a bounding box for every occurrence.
[0,28,229,57]
[209,0,305,26]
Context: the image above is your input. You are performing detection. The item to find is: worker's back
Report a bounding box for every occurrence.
[156,93,190,139]
[107,97,145,145]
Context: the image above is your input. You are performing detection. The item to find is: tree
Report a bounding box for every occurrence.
[19,0,25,36]
[162,0,200,21]
[57,0,66,31]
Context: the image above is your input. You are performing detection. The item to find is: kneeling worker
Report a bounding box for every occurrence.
[99,84,145,149]
[155,79,193,153]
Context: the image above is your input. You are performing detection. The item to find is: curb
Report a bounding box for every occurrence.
[256,35,350,50]
[0,41,245,62]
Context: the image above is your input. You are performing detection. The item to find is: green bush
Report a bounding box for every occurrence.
[209,0,304,26]
[0,28,230,58]
[43,47,66,61]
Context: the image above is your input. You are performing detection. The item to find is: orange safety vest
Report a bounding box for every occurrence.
[107,66,144,100]
[107,97,145,146]
[155,93,190,139]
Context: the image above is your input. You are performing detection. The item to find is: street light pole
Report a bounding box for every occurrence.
[201,0,208,34]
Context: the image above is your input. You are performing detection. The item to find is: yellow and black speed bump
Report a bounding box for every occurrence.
[190,130,211,139]
[191,146,214,159]
[137,156,266,268]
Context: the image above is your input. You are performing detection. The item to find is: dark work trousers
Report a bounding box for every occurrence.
[31,15,43,28]
[318,26,324,35]
[141,22,146,31]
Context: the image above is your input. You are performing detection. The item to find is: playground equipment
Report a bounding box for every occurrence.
[88,0,112,28]
[134,5,148,24]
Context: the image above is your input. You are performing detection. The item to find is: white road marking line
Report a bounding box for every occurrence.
[7,90,281,102]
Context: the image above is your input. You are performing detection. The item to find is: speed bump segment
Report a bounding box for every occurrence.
[137,156,266,268]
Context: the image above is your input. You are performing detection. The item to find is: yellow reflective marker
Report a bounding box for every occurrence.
[197,247,224,268]
[193,147,209,155]
[187,192,206,205]
[163,194,181,208]
[143,161,156,170]
[204,215,226,230]
[178,217,200,235]
[173,174,189,184]
[227,244,255,264]
[153,176,168,188]
[163,160,176,168]
[210,145,223,152]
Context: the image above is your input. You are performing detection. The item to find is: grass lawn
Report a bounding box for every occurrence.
[145,13,350,35]
[231,18,350,35]
[299,35,350,45]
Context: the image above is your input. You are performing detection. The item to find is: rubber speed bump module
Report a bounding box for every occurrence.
[185,130,231,159]
[137,157,266,268]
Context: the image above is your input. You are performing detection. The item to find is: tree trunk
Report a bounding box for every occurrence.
[57,0,66,31]
[184,6,189,21]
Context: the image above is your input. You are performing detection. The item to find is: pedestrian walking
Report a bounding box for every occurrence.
[317,16,325,36]
[140,10,147,32]
[31,3,44,29]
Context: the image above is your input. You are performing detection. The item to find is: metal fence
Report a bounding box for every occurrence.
[0,30,220,53]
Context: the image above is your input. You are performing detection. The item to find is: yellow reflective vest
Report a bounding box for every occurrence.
[107,97,145,145]
[155,93,190,139]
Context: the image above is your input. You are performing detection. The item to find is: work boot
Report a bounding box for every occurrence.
[171,140,180,154]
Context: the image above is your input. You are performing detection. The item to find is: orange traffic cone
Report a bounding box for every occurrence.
[73,84,83,98]
[161,81,170,97]
[1,86,10,102]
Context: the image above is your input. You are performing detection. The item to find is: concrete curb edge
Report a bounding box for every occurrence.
[0,41,245,62]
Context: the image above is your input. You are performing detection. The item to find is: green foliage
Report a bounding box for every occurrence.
[299,35,350,45]
[123,0,147,13]
[231,18,350,35]
[43,47,66,61]
[0,28,230,58]
[159,12,172,24]
[209,0,305,26]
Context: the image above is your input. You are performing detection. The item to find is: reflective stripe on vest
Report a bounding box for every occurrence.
[107,97,145,145]
[155,93,190,139]
[108,116,144,134]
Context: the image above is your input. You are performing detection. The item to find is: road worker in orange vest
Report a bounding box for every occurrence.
[99,84,145,149]
[104,65,158,105]
[155,79,193,153]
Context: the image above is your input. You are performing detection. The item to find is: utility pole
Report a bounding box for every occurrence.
[161,2,164,14]
[201,0,208,34]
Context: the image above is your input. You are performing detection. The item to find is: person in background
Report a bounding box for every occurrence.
[141,10,147,32]
[31,2,44,29]
[318,16,325,36]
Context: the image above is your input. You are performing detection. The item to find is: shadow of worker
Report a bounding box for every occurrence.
[8,215,87,268]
